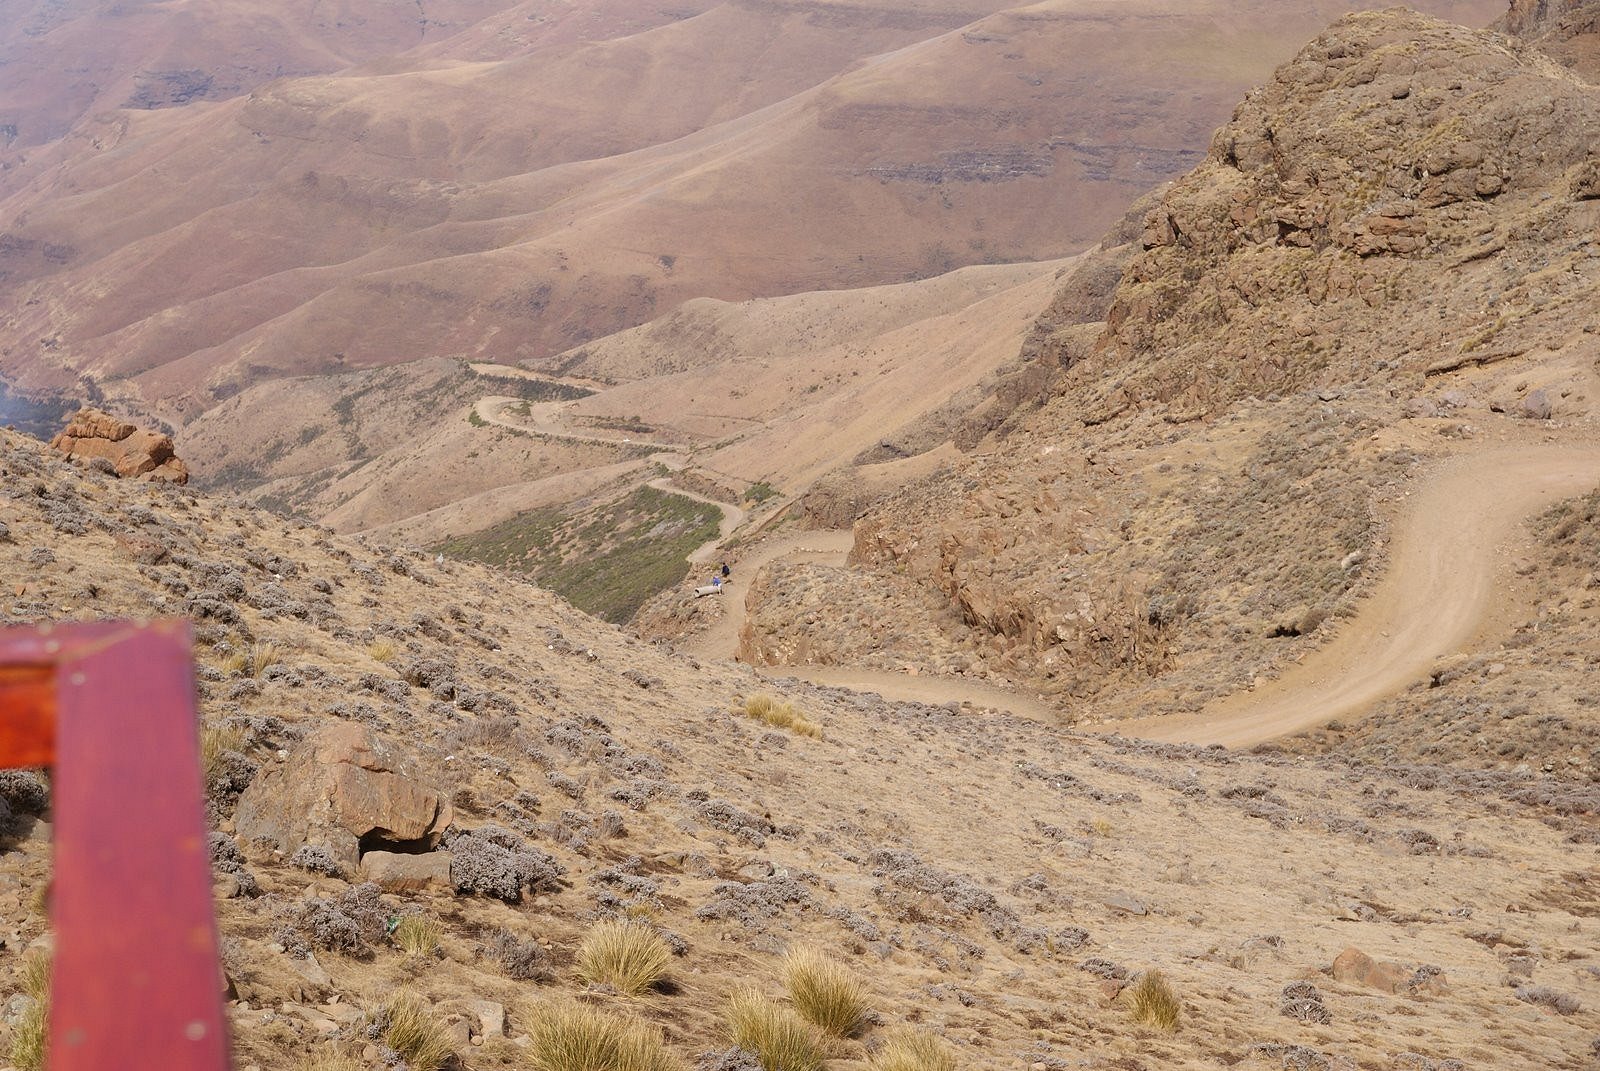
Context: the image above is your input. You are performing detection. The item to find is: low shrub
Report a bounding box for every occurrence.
[576,918,672,995]
[725,990,825,1071]
[783,946,866,1038]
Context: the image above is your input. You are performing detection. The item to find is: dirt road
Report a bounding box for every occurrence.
[682,529,1063,720]
[1109,444,1600,746]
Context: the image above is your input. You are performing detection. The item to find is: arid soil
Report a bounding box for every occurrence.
[3,426,1598,1071]
[718,7,1600,781]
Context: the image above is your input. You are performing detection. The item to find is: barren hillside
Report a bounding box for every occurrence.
[2,418,1597,1070]
[0,0,1502,426]
[707,7,1600,781]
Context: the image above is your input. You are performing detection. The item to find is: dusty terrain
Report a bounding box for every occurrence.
[709,6,1600,783]
[2,424,1598,1071]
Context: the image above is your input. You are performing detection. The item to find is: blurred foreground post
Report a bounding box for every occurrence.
[0,620,230,1071]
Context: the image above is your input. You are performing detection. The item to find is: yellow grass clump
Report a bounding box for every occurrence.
[783,946,866,1038]
[868,1029,957,1071]
[725,990,826,1071]
[296,1056,368,1071]
[393,914,442,956]
[220,649,249,675]
[527,1001,686,1071]
[1126,969,1181,1031]
[575,918,673,995]
[374,992,455,1071]
[743,694,822,738]
[10,951,51,1071]
[368,638,400,664]
[199,723,246,783]
[247,642,282,677]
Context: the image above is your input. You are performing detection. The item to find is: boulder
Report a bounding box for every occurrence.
[1331,947,1407,994]
[49,407,189,484]
[1517,389,1553,421]
[360,850,453,893]
[236,724,452,870]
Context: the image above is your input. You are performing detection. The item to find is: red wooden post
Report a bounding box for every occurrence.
[0,620,230,1071]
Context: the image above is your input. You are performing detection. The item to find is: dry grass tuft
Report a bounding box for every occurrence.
[575,918,672,995]
[868,1029,957,1071]
[199,723,246,783]
[393,914,442,956]
[10,951,51,1071]
[374,991,455,1071]
[725,989,826,1071]
[368,638,400,664]
[220,649,249,675]
[247,641,282,677]
[296,1057,368,1071]
[1126,969,1181,1031]
[743,694,822,738]
[783,945,866,1038]
[526,1001,686,1071]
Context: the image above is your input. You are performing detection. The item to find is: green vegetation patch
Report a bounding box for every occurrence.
[436,486,721,623]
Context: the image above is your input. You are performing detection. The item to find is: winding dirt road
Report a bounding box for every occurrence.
[683,443,1600,741]
[1109,444,1600,745]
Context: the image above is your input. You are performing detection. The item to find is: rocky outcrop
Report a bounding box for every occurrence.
[49,407,189,483]
[1097,9,1600,417]
[235,723,453,870]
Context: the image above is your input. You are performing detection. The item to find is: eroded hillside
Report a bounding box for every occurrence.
[1,419,1597,1069]
[722,8,1600,779]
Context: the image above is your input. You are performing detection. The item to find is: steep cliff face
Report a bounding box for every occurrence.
[741,8,1600,740]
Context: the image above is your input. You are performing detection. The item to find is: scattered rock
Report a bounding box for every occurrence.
[235,723,453,869]
[49,407,189,483]
[1331,947,1407,994]
[359,850,454,893]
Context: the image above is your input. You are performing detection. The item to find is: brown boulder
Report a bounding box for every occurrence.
[1331,947,1407,994]
[49,407,190,483]
[359,850,454,894]
[235,723,452,869]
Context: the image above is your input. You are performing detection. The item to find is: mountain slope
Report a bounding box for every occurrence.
[723,7,1600,779]
[2,423,1596,1070]
[0,0,1504,424]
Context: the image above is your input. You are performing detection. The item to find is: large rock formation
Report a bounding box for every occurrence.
[235,723,453,870]
[49,407,189,483]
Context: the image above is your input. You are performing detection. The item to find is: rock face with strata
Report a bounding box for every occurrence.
[49,407,190,483]
[235,723,452,869]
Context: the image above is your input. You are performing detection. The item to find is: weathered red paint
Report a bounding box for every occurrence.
[0,620,230,1071]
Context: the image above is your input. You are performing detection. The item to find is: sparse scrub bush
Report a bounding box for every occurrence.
[526,1000,686,1071]
[280,883,390,958]
[576,918,672,995]
[445,824,566,902]
[1514,985,1581,1015]
[725,990,825,1071]
[393,914,442,956]
[783,946,866,1038]
[10,951,50,1071]
[371,991,455,1071]
[868,1029,957,1071]
[289,844,345,877]
[743,695,821,738]
[1126,970,1180,1031]
[487,929,552,981]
